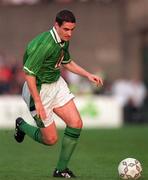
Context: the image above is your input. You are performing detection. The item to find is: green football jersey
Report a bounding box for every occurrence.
[23,27,71,85]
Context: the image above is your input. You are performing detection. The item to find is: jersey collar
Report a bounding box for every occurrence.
[50,27,62,43]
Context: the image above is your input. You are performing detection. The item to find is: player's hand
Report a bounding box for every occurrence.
[87,74,103,87]
[35,100,47,120]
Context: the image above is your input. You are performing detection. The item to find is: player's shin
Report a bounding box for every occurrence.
[56,126,82,171]
[19,120,45,144]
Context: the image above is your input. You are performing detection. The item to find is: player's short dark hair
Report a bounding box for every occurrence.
[55,10,76,26]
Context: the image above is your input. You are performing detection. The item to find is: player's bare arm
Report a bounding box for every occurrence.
[63,60,103,86]
[25,74,46,120]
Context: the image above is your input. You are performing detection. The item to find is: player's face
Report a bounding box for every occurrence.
[55,22,76,41]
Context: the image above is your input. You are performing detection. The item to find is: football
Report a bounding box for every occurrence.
[118,158,142,179]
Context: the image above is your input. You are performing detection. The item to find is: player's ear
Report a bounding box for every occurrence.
[55,22,59,29]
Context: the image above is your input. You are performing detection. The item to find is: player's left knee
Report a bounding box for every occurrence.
[78,119,83,129]
[74,119,83,129]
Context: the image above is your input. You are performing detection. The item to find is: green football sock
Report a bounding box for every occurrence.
[56,126,81,171]
[19,120,44,144]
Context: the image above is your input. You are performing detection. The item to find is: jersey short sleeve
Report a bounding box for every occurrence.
[23,33,51,76]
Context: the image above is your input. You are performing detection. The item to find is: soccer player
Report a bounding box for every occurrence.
[14,9,103,178]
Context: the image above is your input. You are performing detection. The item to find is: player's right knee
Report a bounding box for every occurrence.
[43,135,58,146]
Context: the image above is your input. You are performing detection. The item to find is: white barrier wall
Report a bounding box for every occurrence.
[0,95,123,129]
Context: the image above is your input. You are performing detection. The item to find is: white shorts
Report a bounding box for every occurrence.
[22,77,74,127]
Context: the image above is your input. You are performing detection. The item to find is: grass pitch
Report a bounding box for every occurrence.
[0,125,148,180]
